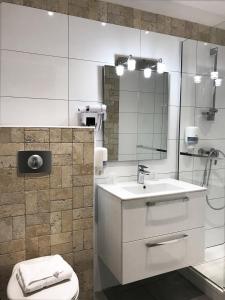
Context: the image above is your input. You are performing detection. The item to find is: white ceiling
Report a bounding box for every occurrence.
[107,0,225,27]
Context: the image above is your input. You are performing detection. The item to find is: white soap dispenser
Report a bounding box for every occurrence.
[184,126,199,149]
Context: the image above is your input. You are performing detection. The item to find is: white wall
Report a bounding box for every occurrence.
[0,3,183,292]
[180,39,225,248]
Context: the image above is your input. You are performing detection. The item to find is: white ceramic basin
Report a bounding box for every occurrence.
[122,182,183,195]
[98,178,206,200]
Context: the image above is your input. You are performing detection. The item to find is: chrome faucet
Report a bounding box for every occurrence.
[137,163,150,184]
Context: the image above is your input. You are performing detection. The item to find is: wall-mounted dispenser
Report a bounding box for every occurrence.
[185,127,199,149]
[78,104,107,131]
[95,147,108,174]
[18,151,52,174]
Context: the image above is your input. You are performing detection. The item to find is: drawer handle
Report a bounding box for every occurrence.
[146,196,189,207]
[146,234,188,248]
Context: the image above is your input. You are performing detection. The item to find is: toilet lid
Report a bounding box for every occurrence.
[7,261,79,300]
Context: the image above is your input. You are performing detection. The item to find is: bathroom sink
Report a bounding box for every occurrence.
[122,182,183,195]
[98,178,206,200]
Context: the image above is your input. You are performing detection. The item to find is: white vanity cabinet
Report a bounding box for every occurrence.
[97,180,206,285]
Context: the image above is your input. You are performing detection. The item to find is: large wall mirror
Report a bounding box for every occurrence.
[103,66,169,162]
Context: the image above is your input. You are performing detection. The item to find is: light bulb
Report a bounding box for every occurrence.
[193,75,202,84]
[116,64,124,76]
[101,22,106,26]
[144,67,152,78]
[215,78,222,87]
[211,71,218,80]
[48,11,54,16]
[157,61,166,74]
[127,55,136,71]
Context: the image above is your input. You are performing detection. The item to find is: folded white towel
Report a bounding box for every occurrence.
[17,255,73,294]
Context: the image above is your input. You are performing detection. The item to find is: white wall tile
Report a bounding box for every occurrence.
[69,16,140,63]
[0,97,68,126]
[197,41,215,76]
[169,72,181,106]
[181,73,196,107]
[167,105,179,140]
[205,198,225,229]
[119,91,138,113]
[205,227,224,248]
[138,113,154,134]
[182,39,196,74]
[180,106,195,139]
[0,50,68,100]
[118,134,137,155]
[196,76,213,108]
[69,59,103,101]
[119,113,137,134]
[141,31,182,72]
[0,3,68,57]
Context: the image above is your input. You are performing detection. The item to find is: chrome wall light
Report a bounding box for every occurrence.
[115,55,166,77]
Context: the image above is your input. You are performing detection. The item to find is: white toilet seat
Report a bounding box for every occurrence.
[7,259,79,300]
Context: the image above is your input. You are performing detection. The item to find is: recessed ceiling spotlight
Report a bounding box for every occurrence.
[145,31,149,34]
[215,78,222,87]
[193,75,202,84]
[127,55,136,71]
[101,22,106,26]
[211,71,219,80]
[144,67,152,78]
[116,64,124,76]
[48,11,54,16]
[204,42,208,46]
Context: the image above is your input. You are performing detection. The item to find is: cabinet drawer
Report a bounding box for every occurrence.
[122,192,205,242]
[122,227,204,284]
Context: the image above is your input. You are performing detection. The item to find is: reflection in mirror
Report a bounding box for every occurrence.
[103,66,169,162]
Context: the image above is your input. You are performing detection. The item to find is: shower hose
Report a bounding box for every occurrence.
[202,148,225,211]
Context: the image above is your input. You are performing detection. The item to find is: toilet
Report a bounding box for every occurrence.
[7,257,79,300]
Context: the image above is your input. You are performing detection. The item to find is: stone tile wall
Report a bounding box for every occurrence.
[103,66,119,161]
[0,0,225,44]
[0,127,94,300]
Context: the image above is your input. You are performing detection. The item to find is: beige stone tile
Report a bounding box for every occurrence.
[73,218,93,231]
[37,190,50,212]
[73,175,93,187]
[50,128,61,143]
[73,143,83,164]
[0,192,24,206]
[0,239,25,255]
[84,229,93,250]
[24,143,50,151]
[50,211,61,234]
[26,224,50,238]
[26,213,50,226]
[62,210,72,232]
[51,232,72,246]
[62,166,72,188]
[73,230,83,251]
[61,252,73,266]
[0,218,12,242]
[73,186,84,208]
[0,128,11,143]
[0,143,24,155]
[69,0,89,17]
[0,204,25,219]
[61,129,72,143]
[11,128,24,143]
[38,235,50,249]
[73,249,93,272]
[26,237,39,257]
[25,176,49,191]
[52,154,72,166]
[81,163,93,175]
[50,143,72,155]
[13,216,25,239]
[50,166,62,188]
[73,129,94,143]
[84,186,93,207]
[73,207,93,220]
[0,251,25,267]
[51,199,72,212]
[45,0,68,14]
[50,188,72,201]
[0,168,24,193]
[24,130,49,143]
[25,191,38,214]
[0,156,17,168]
[51,242,72,255]
[72,164,82,176]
